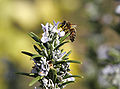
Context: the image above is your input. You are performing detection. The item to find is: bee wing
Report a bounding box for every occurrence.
[71,24,77,28]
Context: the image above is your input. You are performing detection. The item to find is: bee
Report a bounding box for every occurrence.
[59,20,76,42]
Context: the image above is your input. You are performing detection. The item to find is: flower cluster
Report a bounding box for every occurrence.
[18,21,81,89]
[41,21,65,43]
[115,5,120,15]
[98,63,120,89]
[97,45,120,88]
[31,57,50,76]
[101,64,120,87]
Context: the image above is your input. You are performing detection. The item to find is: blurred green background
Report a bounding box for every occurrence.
[0,0,120,89]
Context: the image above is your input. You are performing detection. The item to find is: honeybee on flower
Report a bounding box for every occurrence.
[17,20,82,89]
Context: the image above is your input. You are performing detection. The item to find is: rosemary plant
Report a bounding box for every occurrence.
[17,21,82,89]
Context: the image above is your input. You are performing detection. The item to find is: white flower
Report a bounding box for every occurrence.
[38,71,46,76]
[41,23,49,33]
[63,73,75,82]
[115,5,120,14]
[41,33,51,43]
[41,21,65,43]
[62,76,75,88]
[98,74,110,87]
[52,27,59,33]
[97,45,109,60]
[55,35,60,46]
[48,79,54,88]
[42,78,48,86]
[53,20,59,28]
[85,2,99,20]
[53,50,66,61]
[58,31,65,37]
[41,57,47,64]
[68,77,75,81]
[37,57,50,76]
[42,78,60,89]
[102,14,113,25]
[100,64,120,87]
[102,65,114,75]
[52,21,65,37]
[41,23,51,43]
[54,83,60,89]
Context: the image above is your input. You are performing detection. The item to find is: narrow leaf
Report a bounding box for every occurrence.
[63,75,83,79]
[55,60,65,64]
[34,42,45,49]
[55,60,81,64]
[28,32,41,43]
[66,60,82,64]
[47,42,51,49]
[62,50,72,59]
[33,45,42,54]
[54,41,69,51]
[42,49,48,58]
[22,51,43,59]
[59,33,70,42]
[60,81,74,88]
[21,51,34,56]
[39,43,46,49]
[31,55,43,59]
[48,68,57,83]
[47,49,51,59]
[29,76,43,86]
[16,72,35,77]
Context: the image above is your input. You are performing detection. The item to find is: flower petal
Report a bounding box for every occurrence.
[59,31,65,37]
[53,20,60,27]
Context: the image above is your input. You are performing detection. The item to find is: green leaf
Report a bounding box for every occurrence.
[29,76,43,86]
[42,49,48,58]
[51,33,57,43]
[41,43,46,49]
[37,42,46,49]
[60,81,74,88]
[63,75,83,79]
[61,49,64,52]
[108,49,120,60]
[16,72,35,77]
[28,32,41,43]
[55,60,81,64]
[59,33,70,42]
[21,51,34,57]
[46,42,51,49]
[54,41,69,51]
[62,50,72,59]
[21,51,43,59]
[49,44,53,59]
[33,45,42,54]
[66,60,82,64]
[31,55,43,59]
[49,43,53,50]
[47,49,51,59]
[48,68,57,83]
